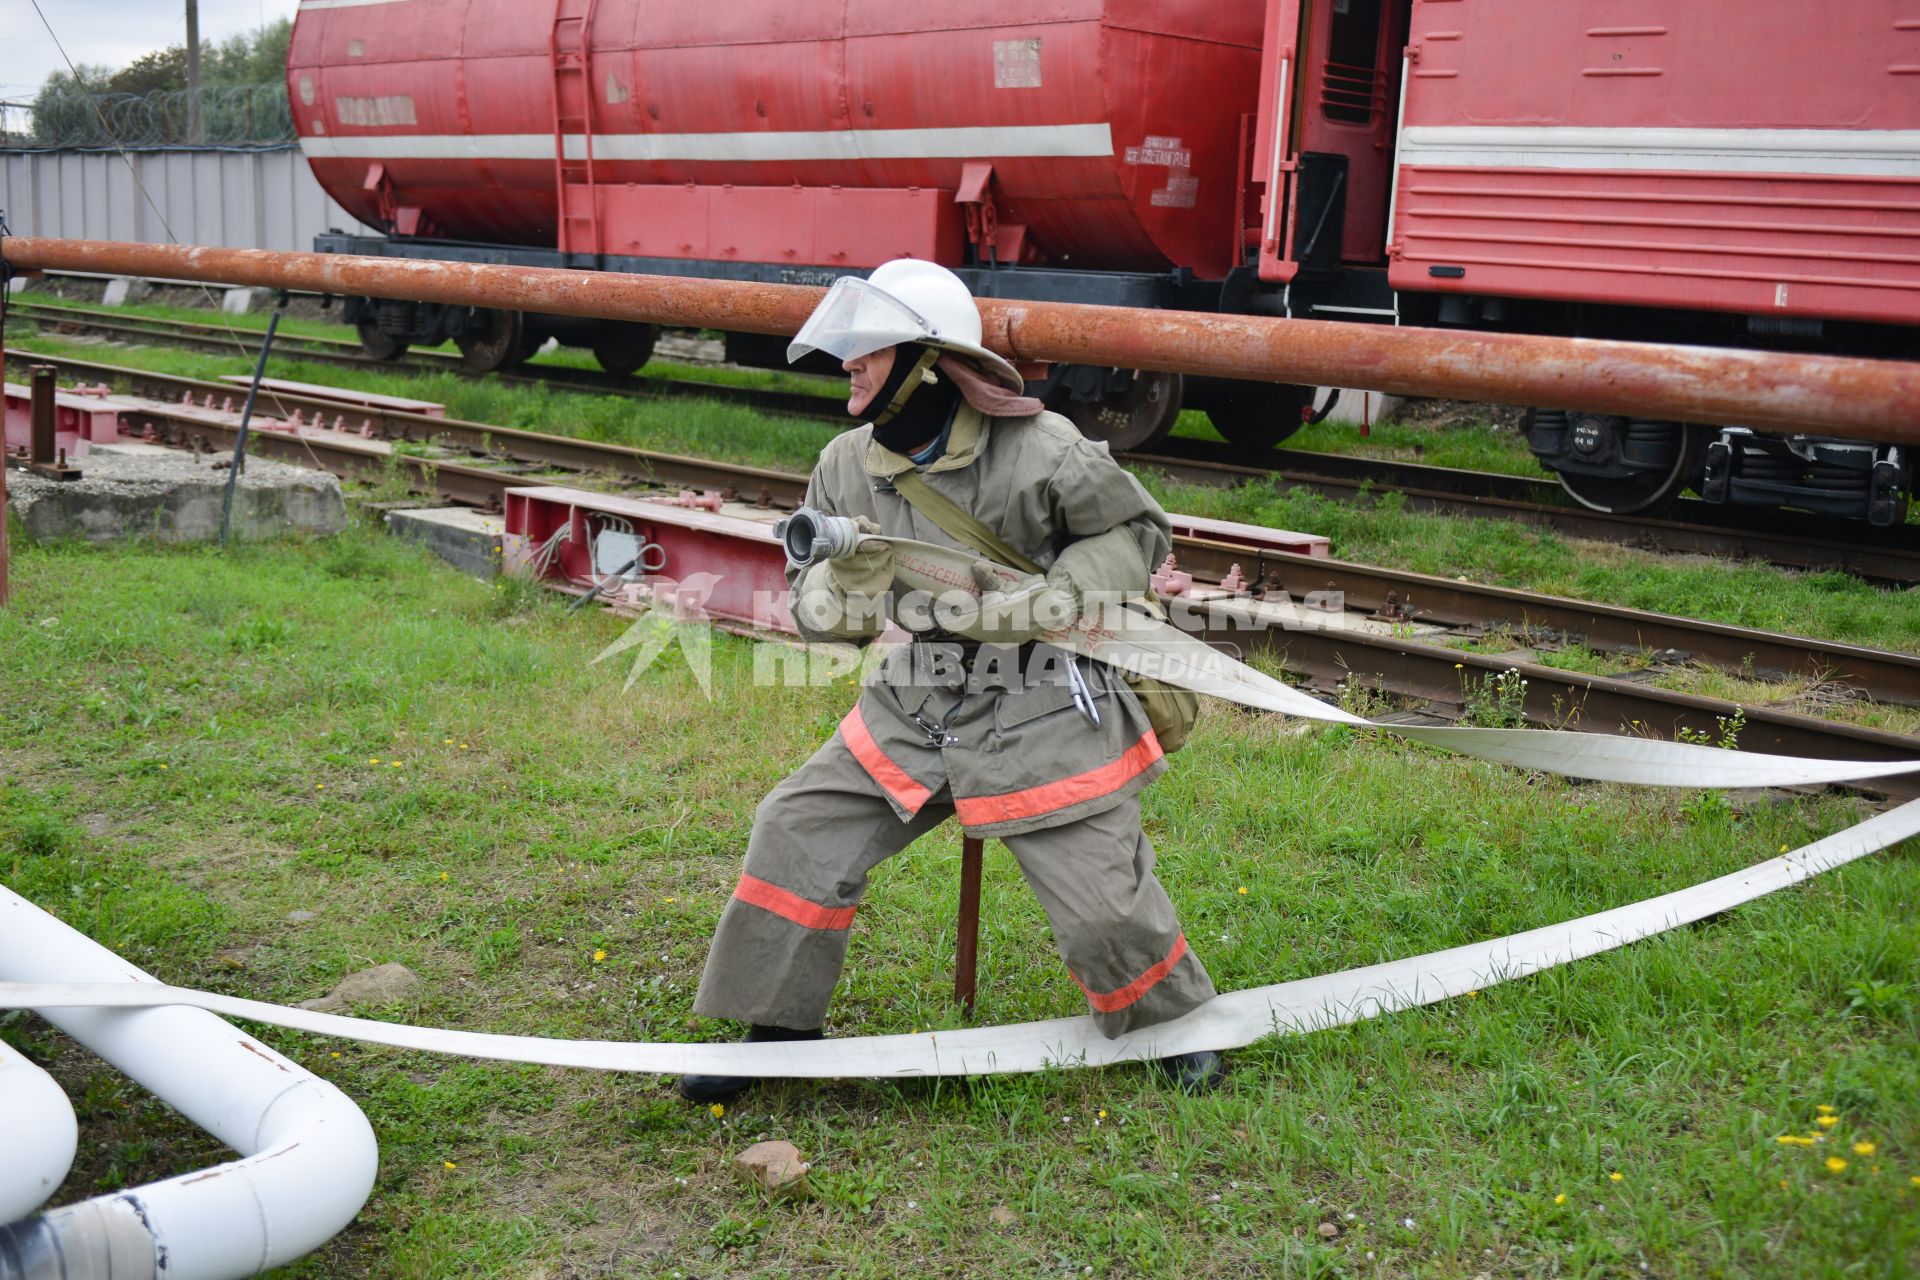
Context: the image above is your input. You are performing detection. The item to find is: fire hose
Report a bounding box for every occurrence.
[2,519,1916,1078]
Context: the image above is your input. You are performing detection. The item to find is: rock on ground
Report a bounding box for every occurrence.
[299,962,421,1012]
[733,1140,809,1197]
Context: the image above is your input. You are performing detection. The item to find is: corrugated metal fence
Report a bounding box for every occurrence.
[0,146,373,253]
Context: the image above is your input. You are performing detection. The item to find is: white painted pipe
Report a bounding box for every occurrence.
[0,889,378,1280]
[0,1038,76,1222]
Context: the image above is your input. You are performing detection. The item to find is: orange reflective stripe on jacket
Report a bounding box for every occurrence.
[1071,933,1190,1013]
[733,873,858,931]
[953,730,1163,828]
[840,704,934,815]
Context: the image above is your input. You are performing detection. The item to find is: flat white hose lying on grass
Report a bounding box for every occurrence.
[3,799,1915,1079]
[3,532,1914,1081]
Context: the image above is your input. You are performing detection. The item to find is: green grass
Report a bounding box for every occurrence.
[2,525,1915,1278]
[1170,405,1546,478]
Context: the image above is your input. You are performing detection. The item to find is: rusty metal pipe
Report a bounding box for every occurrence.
[5,237,1917,441]
[28,364,55,466]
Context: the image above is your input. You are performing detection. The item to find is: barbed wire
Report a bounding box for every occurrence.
[10,84,294,150]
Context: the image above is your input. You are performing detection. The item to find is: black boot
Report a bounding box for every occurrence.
[677,1024,823,1104]
[1156,1049,1226,1093]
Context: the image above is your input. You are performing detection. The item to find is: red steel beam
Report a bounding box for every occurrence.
[4,237,1917,442]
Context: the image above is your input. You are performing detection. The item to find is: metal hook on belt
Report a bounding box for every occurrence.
[910,711,959,749]
[1065,654,1101,728]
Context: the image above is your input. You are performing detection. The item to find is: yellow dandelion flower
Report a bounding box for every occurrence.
[1553,1193,1566,1205]
[1098,1110,1108,1119]
[1467,989,1478,998]
[330,1051,341,1059]
[1779,845,1788,853]
[444,737,454,744]
[593,949,607,962]
[1816,1104,1836,1115]
[460,742,470,750]
[367,757,379,765]
[1776,1135,1803,1146]
[1453,663,1463,669]
[665,896,676,903]
[1825,1157,1847,1174]
[1237,886,1249,896]
[1779,1179,1790,1191]
[316,783,325,790]
[1853,1141,1876,1157]
[443,1160,457,1170]
[1817,1114,1840,1128]
[159,763,169,771]
[1609,1172,1623,1183]
[709,1103,725,1119]
[438,872,448,882]
[1911,1176,1920,1189]
[390,760,403,768]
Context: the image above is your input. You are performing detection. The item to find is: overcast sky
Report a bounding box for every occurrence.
[0,1,300,102]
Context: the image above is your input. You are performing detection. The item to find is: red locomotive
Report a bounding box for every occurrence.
[289,0,1919,524]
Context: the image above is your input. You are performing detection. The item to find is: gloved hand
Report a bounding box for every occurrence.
[826,516,893,597]
[958,561,1081,645]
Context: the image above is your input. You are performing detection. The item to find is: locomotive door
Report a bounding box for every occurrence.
[1252,0,1306,284]
[1258,0,1407,283]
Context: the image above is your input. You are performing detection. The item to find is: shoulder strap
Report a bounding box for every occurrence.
[890,469,1043,575]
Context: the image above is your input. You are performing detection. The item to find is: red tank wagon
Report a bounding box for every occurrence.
[291,0,1919,524]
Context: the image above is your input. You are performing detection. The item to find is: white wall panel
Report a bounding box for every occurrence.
[0,147,374,252]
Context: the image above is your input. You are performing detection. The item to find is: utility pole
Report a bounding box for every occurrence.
[185,0,203,144]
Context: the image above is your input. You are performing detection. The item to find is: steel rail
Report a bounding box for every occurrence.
[45,348,1920,704]
[18,351,812,506]
[1131,450,1920,585]
[9,299,847,422]
[108,401,1919,793]
[18,305,1920,583]
[8,237,1920,442]
[1168,538,1920,708]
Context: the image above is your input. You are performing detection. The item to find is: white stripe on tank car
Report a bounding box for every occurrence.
[299,123,1117,164]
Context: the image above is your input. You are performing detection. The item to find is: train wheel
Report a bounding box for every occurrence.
[1205,384,1307,449]
[356,320,408,362]
[455,309,526,374]
[592,322,660,376]
[1061,371,1183,453]
[1552,416,1701,514]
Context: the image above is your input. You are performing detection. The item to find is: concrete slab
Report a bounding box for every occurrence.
[5,448,345,544]
[100,277,149,307]
[385,506,505,578]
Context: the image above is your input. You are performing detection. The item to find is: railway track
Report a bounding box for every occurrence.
[16,298,1920,584]
[33,352,1917,796]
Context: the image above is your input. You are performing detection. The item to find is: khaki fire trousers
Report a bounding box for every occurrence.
[692,730,1215,1037]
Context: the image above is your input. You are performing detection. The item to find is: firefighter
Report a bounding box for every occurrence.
[680,260,1221,1102]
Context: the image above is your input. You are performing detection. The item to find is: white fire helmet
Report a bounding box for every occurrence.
[787,258,1025,392]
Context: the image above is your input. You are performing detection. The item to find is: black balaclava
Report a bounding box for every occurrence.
[859,342,964,455]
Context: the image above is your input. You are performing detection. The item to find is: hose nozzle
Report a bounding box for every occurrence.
[773,506,864,569]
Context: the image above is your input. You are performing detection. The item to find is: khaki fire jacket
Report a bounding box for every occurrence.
[790,405,1175,838]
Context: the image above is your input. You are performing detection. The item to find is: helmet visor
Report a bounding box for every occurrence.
[787,276,931,365]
